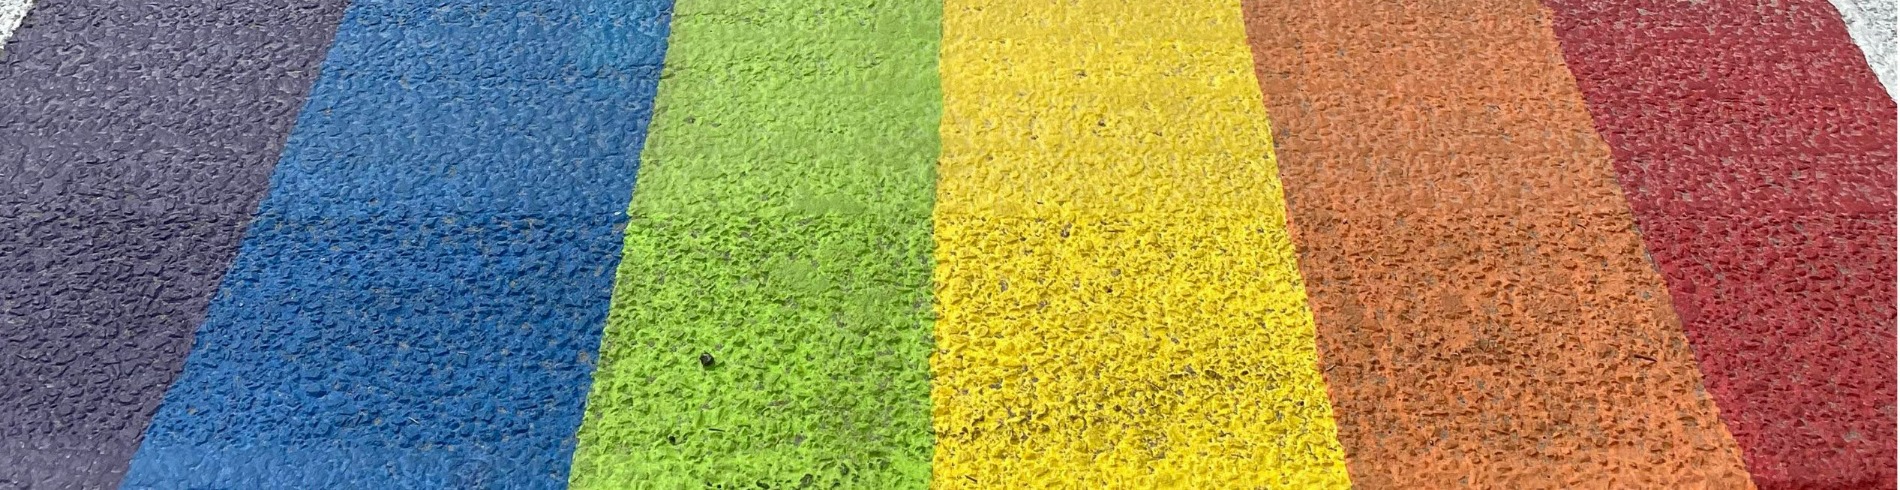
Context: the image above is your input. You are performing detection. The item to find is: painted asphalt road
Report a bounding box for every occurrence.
[123,2,673,488]
[0,1,347,487]
[0,1,1890,488]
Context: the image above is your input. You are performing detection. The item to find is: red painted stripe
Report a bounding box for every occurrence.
[1543,1,1897,487]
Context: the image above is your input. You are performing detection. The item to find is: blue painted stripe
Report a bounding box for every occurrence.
[123,1,674,488]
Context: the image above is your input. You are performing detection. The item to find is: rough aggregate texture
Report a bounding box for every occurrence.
[568,0,941,487]
[1827,0,1898,99]
[120,1,673,488]
[0,1,347,487]
[1243,0,1757,487]
[931,1,1352,487]
[1543,0,1899,487]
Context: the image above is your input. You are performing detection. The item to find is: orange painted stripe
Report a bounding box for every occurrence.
[1242,0,1755,487]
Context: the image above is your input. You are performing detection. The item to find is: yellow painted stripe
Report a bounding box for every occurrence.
[930,2,1352,488]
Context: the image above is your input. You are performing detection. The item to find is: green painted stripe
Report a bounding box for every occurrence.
[568,1,940,488]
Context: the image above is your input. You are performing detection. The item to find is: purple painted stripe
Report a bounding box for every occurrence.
[0,1,346,487]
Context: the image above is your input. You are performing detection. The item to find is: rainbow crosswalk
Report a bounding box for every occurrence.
[0,0,1892,488]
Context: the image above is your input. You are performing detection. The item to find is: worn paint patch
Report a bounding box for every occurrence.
[930,2,1352,487]
[0,0,30,55]
[1544,0,1898,487]
[567,0,940,488]
[1827,0,1899,100]
[1242,0,1756,487]
[122,2,673,488]
[0,1,347,487]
